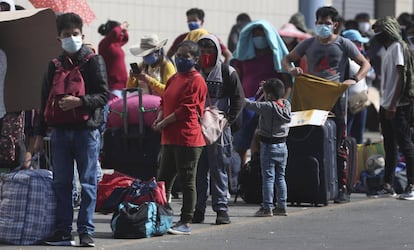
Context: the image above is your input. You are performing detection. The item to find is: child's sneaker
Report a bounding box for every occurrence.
[272,207,288,216]
[398,185,414,201]
[168,222,191,235]
[254,207,273,217]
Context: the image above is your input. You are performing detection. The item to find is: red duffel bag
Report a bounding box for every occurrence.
[96,171,135,212]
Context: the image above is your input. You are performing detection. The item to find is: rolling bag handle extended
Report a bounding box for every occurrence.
[122,87,144,136]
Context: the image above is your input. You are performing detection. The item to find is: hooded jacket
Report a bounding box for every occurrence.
[198,34,244,126]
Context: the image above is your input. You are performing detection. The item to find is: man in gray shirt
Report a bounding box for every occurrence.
[282,6,370,203]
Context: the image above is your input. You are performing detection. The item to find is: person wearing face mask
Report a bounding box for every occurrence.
[191,35,244,225]
[227,13,251,52]
[342,29,374,144]
[231,19,292,168]
[154,40,207,235]
[128,34,176,95]
[355,13,374,38]
[167,7,232,64]
[33,13,109,247]
[282,6,371,204]
[370,17,414,201]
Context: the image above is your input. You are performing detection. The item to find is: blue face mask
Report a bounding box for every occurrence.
[253,36,268,49]
[175,57,195,72]
[315,24,333,39]
[188,21,201,31]
[143,52,158,65]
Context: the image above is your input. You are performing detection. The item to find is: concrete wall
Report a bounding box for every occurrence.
[15,0,299,63]
[375,0,414,19]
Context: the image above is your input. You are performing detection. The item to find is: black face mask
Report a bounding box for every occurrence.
[375,31,389,45]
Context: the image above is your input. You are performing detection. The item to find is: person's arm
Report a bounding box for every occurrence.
[145,60,176,95]
[344,53,371,86]
[282,50,304,76]
[278,72,293,98]
[222,47,232,64]
[80,55,110,110]
[244,98,271,115]
[226,70,245,125]
[153,111,175,131]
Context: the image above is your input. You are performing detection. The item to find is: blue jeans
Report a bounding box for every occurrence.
[51,128,100,235]
[347,108,368,144]
[260,142,288,210]
[196,127,232,212]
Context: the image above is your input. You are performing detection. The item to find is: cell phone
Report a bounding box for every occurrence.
[130,62,141,74]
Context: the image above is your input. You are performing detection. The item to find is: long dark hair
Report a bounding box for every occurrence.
[98,20,120,36]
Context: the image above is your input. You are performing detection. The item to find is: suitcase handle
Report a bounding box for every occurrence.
[122,87,144,136]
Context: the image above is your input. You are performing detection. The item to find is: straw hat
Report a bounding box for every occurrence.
[129,34,167,57]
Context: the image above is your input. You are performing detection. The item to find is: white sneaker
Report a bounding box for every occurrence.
[398,185,414,201]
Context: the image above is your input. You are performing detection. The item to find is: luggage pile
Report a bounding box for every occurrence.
[97,172,173,239]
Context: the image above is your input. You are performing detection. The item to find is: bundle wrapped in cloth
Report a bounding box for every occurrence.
[291,74,349,112]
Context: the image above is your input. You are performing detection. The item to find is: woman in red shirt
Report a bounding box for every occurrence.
[153,40,207,235]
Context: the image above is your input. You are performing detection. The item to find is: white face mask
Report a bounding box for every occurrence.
[61,35,83,54]
[358,22,371,33]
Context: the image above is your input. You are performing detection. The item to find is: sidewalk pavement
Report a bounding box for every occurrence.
[2,192,414,250]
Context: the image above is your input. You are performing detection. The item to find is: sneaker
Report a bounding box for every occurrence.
[168,223,191,235]
[334,186,351,203]
[254,207,273,217]
[272,207,288,216]
[216,211,231,225]
[43,230,75,246]
[398,185,414,201]
[192,209,205,223]
[371,183,397,198]
[79,233,95,247]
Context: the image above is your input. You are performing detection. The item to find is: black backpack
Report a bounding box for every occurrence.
[234,152,262,204]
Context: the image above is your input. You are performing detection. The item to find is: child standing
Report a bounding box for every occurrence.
[34,13,109,247]
[244,78,291,216]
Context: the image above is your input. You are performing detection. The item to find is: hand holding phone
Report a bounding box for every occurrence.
[130,63,141,74]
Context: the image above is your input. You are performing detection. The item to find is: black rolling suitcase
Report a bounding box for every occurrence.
[286,119,338,206]
[101,88,161,180]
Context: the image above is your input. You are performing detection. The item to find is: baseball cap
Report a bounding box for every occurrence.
[342,29,369,43]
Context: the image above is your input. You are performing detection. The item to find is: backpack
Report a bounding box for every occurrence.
[234,152,262,204]
[44,54,95,125]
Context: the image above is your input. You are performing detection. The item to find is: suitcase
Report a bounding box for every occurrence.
[286,119,338,206]
[101,88,161,180]
[344,136,358,193]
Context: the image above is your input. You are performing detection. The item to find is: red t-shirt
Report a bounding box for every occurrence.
[160,70,207,147]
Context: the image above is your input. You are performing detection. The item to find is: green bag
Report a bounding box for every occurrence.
[356,142,385,178]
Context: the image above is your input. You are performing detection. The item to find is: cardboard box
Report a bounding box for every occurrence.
[0,8,60,112]
[286,109,330,128]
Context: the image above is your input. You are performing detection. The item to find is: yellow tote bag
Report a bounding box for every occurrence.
[291,74,349,112]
